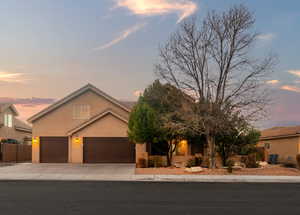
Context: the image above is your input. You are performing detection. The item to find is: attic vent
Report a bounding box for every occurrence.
[73,104,90,120]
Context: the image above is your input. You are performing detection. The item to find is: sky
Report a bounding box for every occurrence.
[0,0,300,128]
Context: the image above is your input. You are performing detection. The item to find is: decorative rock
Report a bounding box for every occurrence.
[233,165,242,170]
[259,161,268,167]
[185,167,203,173]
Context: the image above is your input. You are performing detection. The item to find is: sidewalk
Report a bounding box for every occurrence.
[0,163,299,183]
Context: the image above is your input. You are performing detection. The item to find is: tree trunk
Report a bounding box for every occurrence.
[166,142,173,167]
[207,135,216,169]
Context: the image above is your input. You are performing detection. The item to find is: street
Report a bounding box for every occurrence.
[0,181,299,215]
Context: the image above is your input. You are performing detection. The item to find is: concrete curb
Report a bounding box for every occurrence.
[0,174,299,183]
[134,175,300,183]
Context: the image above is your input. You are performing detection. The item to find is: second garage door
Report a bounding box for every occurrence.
[40,137,69,163]
[83,137,135,163]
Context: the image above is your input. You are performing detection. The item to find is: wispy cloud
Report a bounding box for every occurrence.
[288,70,300,78]
[281,85,300,93]
[0,71,28,83]
[257,33,276,42]
[266,80,279,85]
[94,23,146,50]
[115,0,198,23]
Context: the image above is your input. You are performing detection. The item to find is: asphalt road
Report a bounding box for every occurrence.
[0,181,299,215]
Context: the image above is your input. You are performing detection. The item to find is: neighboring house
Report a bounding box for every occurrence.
[0,104,32,143]
[258,126,300,164]
[28,84,136,163]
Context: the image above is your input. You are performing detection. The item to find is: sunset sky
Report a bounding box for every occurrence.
[0,0,300,128]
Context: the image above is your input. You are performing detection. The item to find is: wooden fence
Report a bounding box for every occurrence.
[1,144,32,162]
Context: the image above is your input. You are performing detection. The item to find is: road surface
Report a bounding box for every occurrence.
[0,181,299,215]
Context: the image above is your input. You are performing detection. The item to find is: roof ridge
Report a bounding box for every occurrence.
[67,109,128,135]
[27,84,131,123]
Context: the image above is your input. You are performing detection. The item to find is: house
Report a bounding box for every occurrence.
[258,126,300,164]
[28,84,136,163]
[0,103,32,144]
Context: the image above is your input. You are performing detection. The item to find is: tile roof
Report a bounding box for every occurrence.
[14,118,32,131]
[261,125,300,139]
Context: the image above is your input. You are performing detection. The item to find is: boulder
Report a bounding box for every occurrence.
[259,161,268,167]
[185,167,203,173]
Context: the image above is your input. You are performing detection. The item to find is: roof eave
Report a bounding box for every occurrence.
[27,84,131,123]
[260,134,300,141]
[67,110,128,136]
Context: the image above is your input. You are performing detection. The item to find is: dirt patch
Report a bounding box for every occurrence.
[136,165,300,176]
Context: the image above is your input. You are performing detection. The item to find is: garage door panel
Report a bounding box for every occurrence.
[83,137,135,163]
[40,137,68,163]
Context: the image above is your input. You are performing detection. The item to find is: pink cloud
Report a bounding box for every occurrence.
[15,104,51,122]
[115,0,198,23]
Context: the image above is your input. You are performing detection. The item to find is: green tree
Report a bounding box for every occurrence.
[143,80,194,166]
[216,128,261,166]
[128,98,160,146]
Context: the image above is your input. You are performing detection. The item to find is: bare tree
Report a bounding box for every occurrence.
[155,5,277,168]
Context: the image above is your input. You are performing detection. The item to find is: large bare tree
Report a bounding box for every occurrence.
[155,5,277,168]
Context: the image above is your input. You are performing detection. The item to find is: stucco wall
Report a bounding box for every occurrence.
[0,109,31,142]
[258,137,300,163]
[73,114,128,137]
[32,90,129,137]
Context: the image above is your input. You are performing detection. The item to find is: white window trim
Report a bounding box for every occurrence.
[4,114,13,128]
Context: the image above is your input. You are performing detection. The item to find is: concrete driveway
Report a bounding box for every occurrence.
[0,163,135,180]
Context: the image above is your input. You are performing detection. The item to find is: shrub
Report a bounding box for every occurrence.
[148,158,155,168]
[226,159,235,173]
[296,154,300,168]
[186,158,196,168]
[282,162,297,169]
[148,156,165,168]
[241,154,259,168]
[195,156,203,166]
[186,157,203,168]
[137,158,147,168]
[255,149,265,162]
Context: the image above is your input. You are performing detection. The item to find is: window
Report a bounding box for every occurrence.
[176,140,188,156]
[4,114,13,128]
[73,104,90,120]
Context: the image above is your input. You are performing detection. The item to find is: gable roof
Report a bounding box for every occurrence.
[67,109,128,135]
[260,125,300,140]
[0,103,19,116]
[27,84,131,123]
[14,118,32,133]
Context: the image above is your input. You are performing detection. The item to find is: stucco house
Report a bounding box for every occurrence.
[258,126,300,164]
[28,84,136,163]
[0,103,32,144]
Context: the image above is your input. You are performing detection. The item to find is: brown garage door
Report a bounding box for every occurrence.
[83,137,135,163]
[40,137,68,163]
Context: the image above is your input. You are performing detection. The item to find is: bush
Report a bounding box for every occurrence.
[148,156,165,168]
[186,158,196,168]
[185,156,203,168]
[282,162,297,169]
[137,158,147,168]
[296,154,300,168]
[241,154,259,168]
[148,158,154,168]
[226,159,235,173]
[255,148,265,162]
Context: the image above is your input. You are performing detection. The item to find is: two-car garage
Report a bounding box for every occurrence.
[29,84,137,164]
[39,136,135,163]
